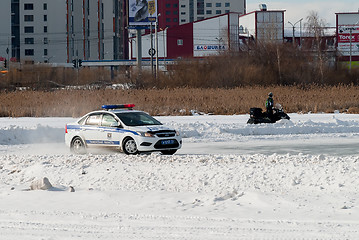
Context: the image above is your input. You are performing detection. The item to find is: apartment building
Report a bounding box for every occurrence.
[9,0,67,63]
[66,0,128,63]
[1,0,128,64]
[0,1,11,62]
[158,0,179,29]
[178,0,245,24]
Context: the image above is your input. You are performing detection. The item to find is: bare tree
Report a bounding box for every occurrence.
[305,11,328,83]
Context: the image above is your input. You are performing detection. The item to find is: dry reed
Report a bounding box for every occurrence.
[1,85,359,117]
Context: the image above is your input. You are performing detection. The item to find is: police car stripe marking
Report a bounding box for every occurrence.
[86,140,120,145]
[67,125,139,135]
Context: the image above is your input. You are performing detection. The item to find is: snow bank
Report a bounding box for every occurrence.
[2,114,359,145]
[2,153,358,196]
[0,125,64,145]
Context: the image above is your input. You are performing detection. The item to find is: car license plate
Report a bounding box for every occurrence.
[161,139,175,145]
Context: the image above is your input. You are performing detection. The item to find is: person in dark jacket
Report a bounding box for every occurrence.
[265,92,274,120]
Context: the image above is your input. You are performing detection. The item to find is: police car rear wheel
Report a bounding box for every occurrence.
[123,138,138,155]
[71,137,86,154]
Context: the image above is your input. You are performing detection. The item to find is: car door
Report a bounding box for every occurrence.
[82,113,102,146]
[100,113,123,147]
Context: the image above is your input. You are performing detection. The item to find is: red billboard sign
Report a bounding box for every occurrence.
[338,33,359,43]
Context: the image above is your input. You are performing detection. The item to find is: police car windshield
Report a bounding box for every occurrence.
[115,112,162,126]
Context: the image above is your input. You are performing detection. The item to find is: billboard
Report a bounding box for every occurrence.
[128,0,157,26]
[337,25,359,57]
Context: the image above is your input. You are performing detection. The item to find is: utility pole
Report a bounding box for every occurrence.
[136,29,142,70]
[6,37,10,71]
[150,22,154,76]
[155,14,160,79]
[350,28,353,72]
[349,21,359,72]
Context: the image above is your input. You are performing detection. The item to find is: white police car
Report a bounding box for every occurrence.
[65,104,182,155]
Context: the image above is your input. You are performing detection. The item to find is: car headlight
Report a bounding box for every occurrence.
[137,131,155,137]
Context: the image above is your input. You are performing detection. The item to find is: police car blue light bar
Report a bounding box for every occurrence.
[102,104,135,110]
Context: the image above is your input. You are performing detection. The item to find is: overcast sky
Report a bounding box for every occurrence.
[247,0,358,31]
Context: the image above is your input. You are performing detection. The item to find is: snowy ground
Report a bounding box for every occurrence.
[1,113,359,239]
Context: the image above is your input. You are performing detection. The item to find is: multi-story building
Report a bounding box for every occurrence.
[1,0,128,64]
[157,0,246,29]
[10,0,67,63]
[66,0,128,63]
[158,0,179,29]
[178,0,245,24]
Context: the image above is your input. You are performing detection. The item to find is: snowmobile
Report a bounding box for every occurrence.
[247,103,290,124]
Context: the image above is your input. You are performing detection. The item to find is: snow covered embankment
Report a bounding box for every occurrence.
[2,115,359,145]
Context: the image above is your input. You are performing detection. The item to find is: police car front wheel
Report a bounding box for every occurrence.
[123,138,138,155]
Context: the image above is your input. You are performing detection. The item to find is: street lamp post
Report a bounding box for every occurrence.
[288,18,303,47]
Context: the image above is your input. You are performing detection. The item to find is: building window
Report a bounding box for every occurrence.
[166,18,171,22]
[24,15,34,22]
[216,3,221,7]
[44,15,47,22]
[197,17,204,20]
[44,37,48,44]
[225,10,230,13]
[181,5,185,8]
[173,18,178,22]
[43,3,47,10]
[165,4,171,8]
[216,10,221,14]
[206,3,212,7]
[177,39,183,46]
[24,4,34,10]
[173,4,178,7]
[44,26,48,33]
[181,19,186,22]
[25,38,34,44]
[166,11,171,15]
[173,11,178,15]
[25,49,34,56]
[24,26,34,33]
[181,12,186,15]
[44,49,48,56]
[206,10,212,14]
[225,3,230,7]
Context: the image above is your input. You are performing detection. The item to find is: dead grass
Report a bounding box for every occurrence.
[1,85,359,117]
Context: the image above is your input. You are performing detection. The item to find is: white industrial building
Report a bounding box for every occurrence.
[238,5,285,44]
[130,5,285,61]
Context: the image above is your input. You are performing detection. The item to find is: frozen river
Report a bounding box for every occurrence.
[1,114,359,239]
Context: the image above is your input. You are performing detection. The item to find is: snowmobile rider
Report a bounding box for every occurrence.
[266,92,274,120]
